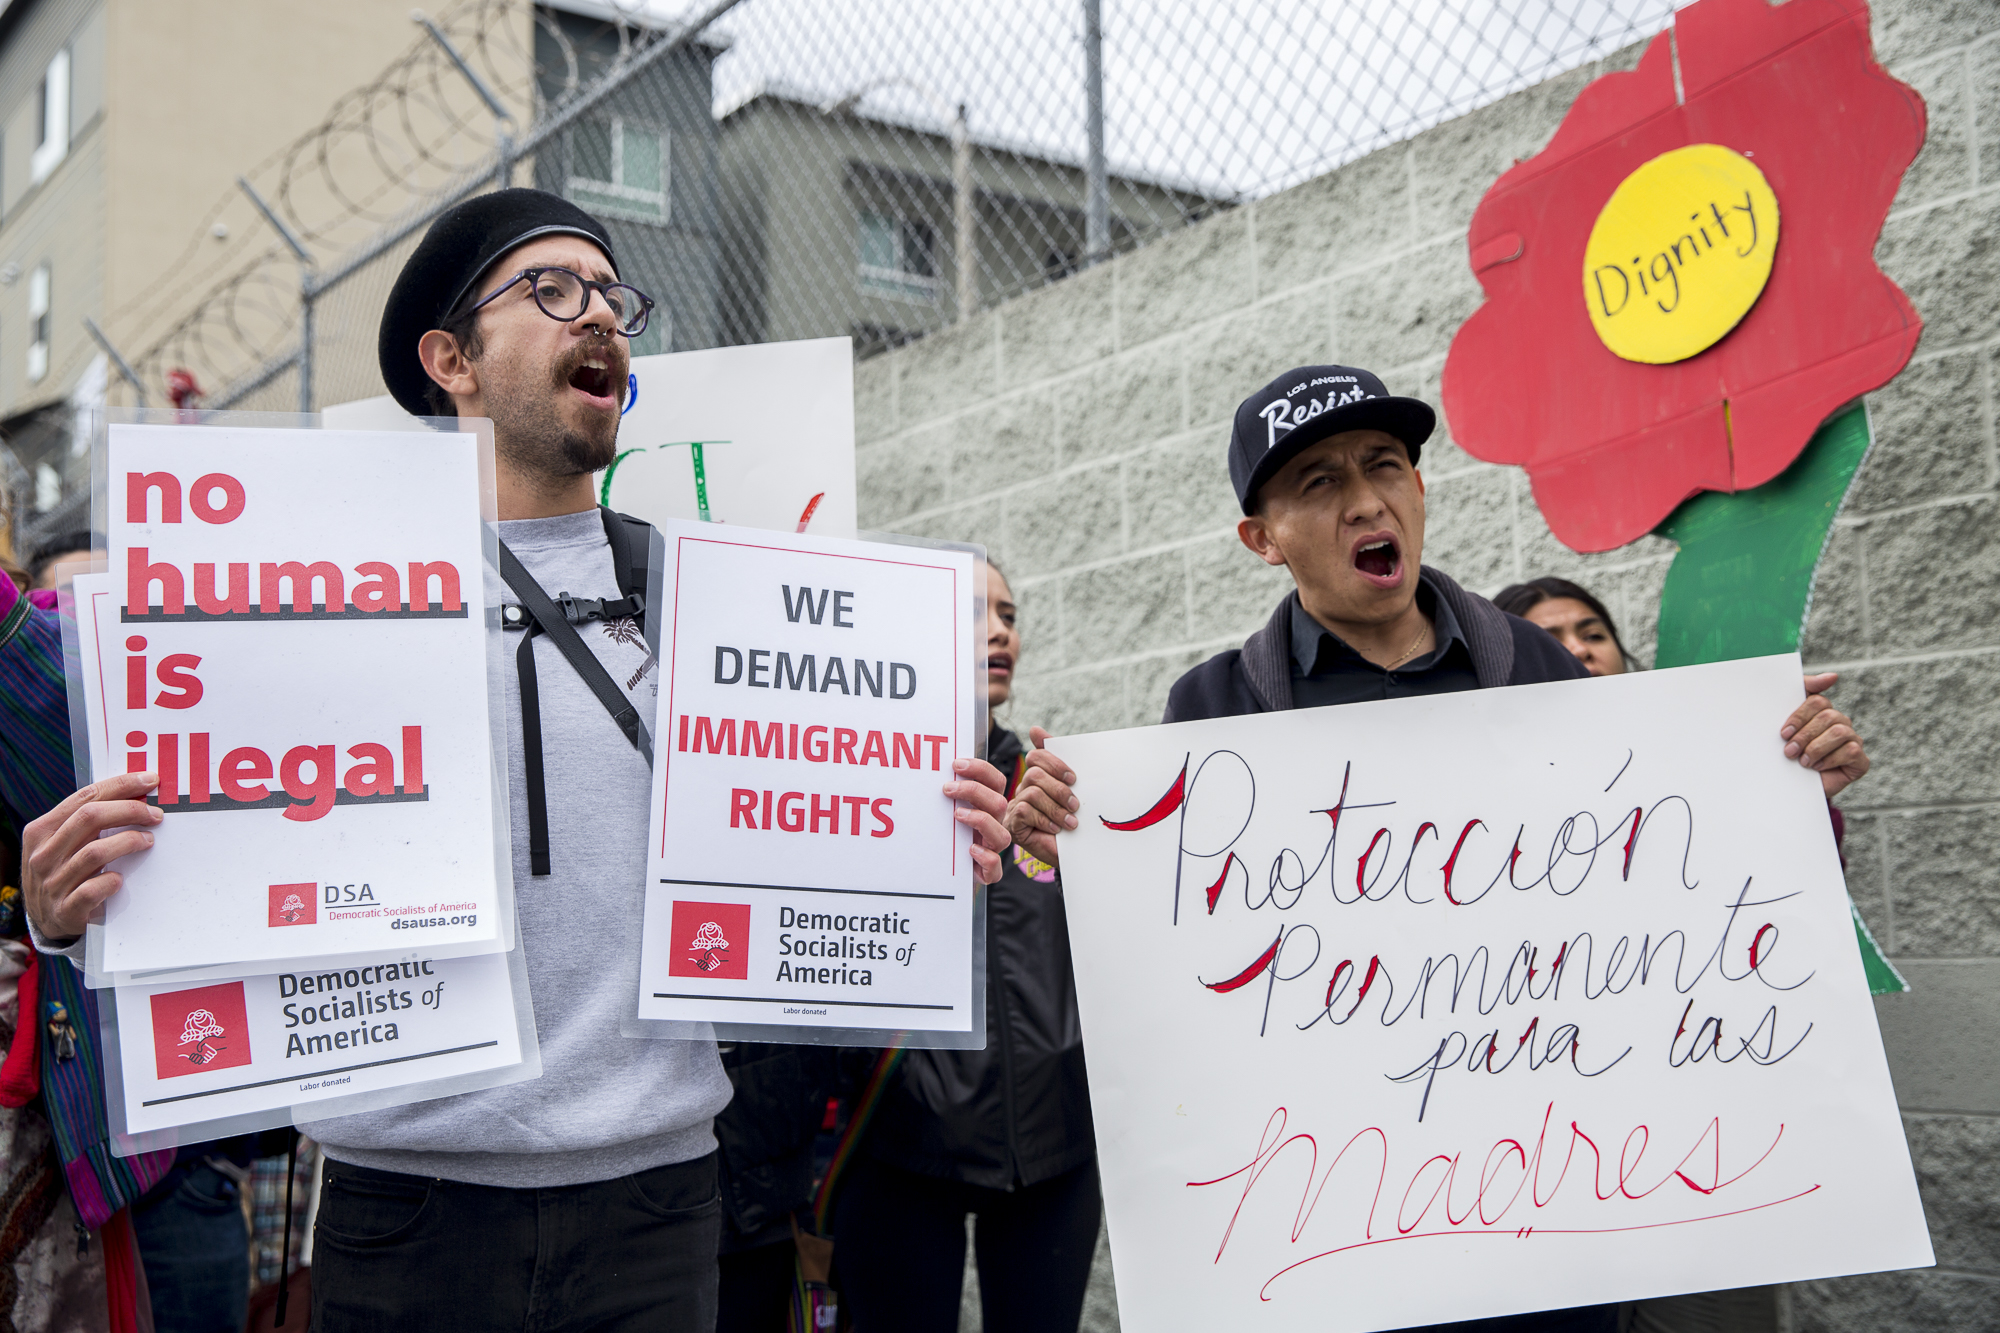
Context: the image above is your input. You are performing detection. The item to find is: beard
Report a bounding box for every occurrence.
[486,336,626,480]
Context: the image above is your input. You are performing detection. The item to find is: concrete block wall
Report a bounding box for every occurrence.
[856,2,2000,1328]
[1790,2,2000,1327]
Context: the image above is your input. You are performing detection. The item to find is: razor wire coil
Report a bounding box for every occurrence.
[98,0,1681,414]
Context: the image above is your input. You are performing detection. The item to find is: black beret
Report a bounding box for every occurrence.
[377,188,619,416]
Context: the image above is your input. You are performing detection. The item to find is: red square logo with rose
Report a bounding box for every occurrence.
[150,982,254,1080]
[268,883,317,927]
[667,901,751,981]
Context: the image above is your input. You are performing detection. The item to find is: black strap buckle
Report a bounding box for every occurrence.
[501,592,644,631]
[496,534,655,877]
[556,591,606,625]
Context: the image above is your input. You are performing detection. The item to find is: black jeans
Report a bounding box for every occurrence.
[311,1153,722,1333]
[716,1239,796,1333]
[833,1156,1101,1333]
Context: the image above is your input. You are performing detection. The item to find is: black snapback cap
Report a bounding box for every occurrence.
[1228,365,1436,514]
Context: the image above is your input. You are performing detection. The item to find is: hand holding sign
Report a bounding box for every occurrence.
[949,757,1011,883]
[1783,673,1868,797]
[1004,726,1079,867]
[23,772,164,941]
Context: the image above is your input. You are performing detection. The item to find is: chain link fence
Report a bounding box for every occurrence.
[22,0,1680,546]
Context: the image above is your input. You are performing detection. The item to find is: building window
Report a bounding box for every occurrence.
[568,117,667,223]
[858,213,938,301]
[27,263,50,383]
[33,462,59,512]
[30,48,69,184]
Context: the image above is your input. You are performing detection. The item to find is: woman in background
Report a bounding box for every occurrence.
[1492,576,1633,677]
[832,559,1101,1333]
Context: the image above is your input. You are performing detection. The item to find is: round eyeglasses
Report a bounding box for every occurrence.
[461,266,655,337]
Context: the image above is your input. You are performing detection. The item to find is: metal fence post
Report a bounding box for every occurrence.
[237,177,317,413]
[953,104,975,323]
[82,316,148,408]
[298,281,315,415]
[415,11,517,191]
[1083,0,1110,264]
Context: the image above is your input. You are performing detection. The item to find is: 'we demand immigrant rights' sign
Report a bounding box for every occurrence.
[635,520,981,1046]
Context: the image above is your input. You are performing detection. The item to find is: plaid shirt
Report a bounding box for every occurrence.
[0,597,72,838]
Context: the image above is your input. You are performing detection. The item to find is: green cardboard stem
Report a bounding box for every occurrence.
[1852,898,1911,997]
[1651,405,1907,995]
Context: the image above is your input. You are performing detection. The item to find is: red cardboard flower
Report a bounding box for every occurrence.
[1441,0,1925,552]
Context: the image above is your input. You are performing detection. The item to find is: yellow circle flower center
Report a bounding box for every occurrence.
[1581,143,1780,365]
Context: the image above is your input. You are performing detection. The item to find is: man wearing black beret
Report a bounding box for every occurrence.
[1001,364,1873,1333]
[280,186,1016,1331]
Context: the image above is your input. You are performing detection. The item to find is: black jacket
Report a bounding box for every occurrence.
[713,1042,836,1249]
[861,725,1095,1190]
[1164,566,1587,722]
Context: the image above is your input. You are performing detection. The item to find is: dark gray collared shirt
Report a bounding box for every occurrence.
[1289,574,1480,708]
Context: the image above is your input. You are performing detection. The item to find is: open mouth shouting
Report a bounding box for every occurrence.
[987,651,1014,684]
[1351,531,1405,590]
[563,347,624,410]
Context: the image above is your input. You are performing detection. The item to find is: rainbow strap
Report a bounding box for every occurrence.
[809,1043,905,1235]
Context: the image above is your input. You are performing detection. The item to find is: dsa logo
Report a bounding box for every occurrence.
[150,982,254,1080]
[268,882,317,927]
[667,901,751,981]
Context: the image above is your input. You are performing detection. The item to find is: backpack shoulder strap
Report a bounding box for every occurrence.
[601,506,659,656]
[599,507,653,604]
[498,541,651,762]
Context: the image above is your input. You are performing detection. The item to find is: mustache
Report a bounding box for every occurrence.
[548,335,630,398]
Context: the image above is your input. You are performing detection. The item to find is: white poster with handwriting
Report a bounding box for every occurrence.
[1054,654,1930,1331]
[96,423,506,979]
[325,338,856,539]
[601,337,857,539]
[635,520,978,1042]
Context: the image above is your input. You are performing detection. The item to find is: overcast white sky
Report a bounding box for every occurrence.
[647,0,1684,199]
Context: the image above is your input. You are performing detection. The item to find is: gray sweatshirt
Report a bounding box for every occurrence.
[301,508,732,1187]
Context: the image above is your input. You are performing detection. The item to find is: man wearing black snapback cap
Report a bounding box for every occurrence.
[1182,363,1586,715]
[1003,363,1871,1333]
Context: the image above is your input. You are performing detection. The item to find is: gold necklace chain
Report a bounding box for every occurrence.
[1383,620,1431,669]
